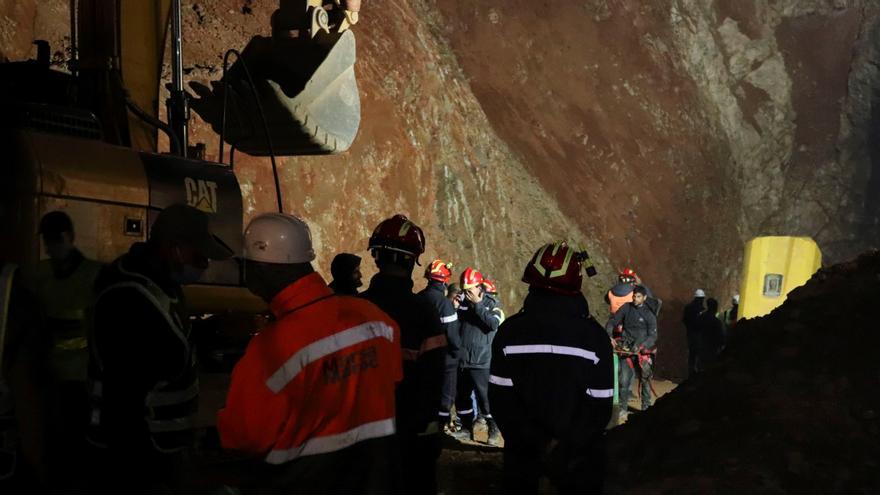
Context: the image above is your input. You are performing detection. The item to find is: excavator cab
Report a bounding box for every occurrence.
[190,0,361,156]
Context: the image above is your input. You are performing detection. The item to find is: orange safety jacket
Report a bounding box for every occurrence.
[217,273,402,465]
[607,290,633,316]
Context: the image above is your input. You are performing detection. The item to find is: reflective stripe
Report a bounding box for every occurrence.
[55,336,88,351]
[489,375,513,387]
[421,334,447,353]
[266,321,395,393]
[503,344,599,364]
[440,313,458,324]
[586,388,614,398]
[145,381,200,408]
[146,416,195,433]
[438,411,451,417]
[265,417,396,464]
[457,408,473,415]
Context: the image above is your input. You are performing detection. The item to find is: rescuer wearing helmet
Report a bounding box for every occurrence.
[605,285,659,423]
[455,267,504,445]
[418,259,462,427]
[88,204,233,493]
[489,241,612,494]
[360,214,447,495]
[217,213,403,494]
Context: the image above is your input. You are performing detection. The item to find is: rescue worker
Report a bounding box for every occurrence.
[605,285,658,423]
[683,288,706,377]
[218,213,402,494]
[605,268,638,316]
[721,294,739,334]
[88,204,233,494]
[697,298,725,369]
[418,259,461,428]
[360,214,446,495]
[24,211,103,492]
[489,241,613,494]
[455,267,503,445]
[328,252,363,295]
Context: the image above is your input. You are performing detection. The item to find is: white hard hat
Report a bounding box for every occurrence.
[243,213,316,264]
[694,289,706,298]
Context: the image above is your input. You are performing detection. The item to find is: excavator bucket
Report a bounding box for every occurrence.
[190,29,360,156]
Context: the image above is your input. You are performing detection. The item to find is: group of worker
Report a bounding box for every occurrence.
[328,252,506,447]
[0,204,614,494]
[603,269,661,424]
[683,289,738,376]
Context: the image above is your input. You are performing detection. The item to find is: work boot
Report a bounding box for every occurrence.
[472,416,488,442]
[486,418,502,446]
[451,415,473,441]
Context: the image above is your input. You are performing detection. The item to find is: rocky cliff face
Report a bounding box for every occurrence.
[2,0,878,378]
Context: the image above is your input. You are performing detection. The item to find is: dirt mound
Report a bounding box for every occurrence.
[605,251,880,494]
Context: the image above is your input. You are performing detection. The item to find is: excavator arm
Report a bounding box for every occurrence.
[189,0,363,156]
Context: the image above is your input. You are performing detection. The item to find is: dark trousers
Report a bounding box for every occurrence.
[455,367,491,422]
[618,356,654,413]
[502,441,605,495]
[439,359,458,419]
[48,380,90,493]
[400,433,441,495]
[239,435,401,495]
[687,334,700,376]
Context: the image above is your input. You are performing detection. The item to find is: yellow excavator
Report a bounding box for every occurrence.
[1,0,362,317]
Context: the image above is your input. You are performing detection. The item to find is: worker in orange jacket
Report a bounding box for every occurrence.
[217,213,403,494]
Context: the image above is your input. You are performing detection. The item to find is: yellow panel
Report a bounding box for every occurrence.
[738,236,822,320]
[120,0,172,152]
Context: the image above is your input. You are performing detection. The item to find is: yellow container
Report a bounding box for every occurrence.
[738,236,822,320]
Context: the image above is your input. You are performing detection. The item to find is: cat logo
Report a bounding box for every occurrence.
[184,177,219,213]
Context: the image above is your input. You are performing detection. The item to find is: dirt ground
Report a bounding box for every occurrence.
[436,379,679,494]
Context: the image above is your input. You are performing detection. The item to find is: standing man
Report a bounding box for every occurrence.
[328,252,363,295]
[490,241,613,494]
[24,211,103,492]
[361,214,446,495]
[697,298,725,369]
[418,259,461,428]
[683,289,706,377]
[218,213,402,494]
[605,285,658,423]
[88,204,233,494]
[721,294,740,335]
[455,267,503,445]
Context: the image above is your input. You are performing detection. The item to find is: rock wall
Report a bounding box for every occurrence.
[2,0,878,379]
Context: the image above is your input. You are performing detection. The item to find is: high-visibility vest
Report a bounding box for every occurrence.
[88,262,198,453]
[27,257,103,381]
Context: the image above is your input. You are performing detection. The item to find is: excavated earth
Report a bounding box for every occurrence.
[605,251,880,494]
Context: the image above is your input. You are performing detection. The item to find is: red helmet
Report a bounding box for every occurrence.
[522,241,588,295]
[482,278,498,294]
[460,267,483,290]
[368,214,426,259]
[426,259,453,283]
[619,267,638,283]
